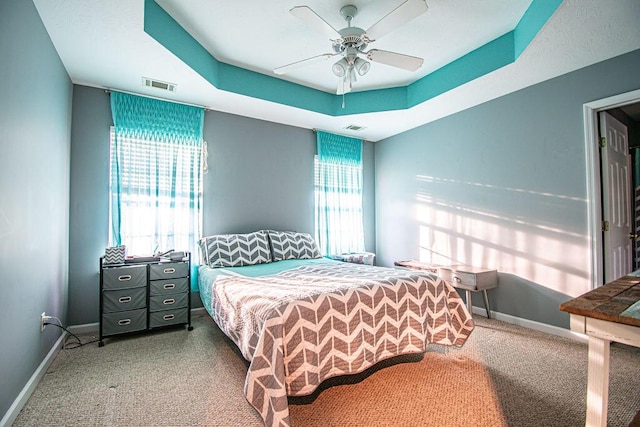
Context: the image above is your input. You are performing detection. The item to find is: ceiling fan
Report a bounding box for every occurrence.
[273,0,429,95]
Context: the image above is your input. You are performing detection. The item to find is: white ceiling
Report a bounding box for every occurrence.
[33,0,640,141]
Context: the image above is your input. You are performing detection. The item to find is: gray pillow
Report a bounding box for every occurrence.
[267,231,322,261]
[199,231,272,268]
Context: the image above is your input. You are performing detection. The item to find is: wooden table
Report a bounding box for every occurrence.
[559,274,640,427]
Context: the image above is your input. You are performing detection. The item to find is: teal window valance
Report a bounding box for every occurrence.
[110,91,204,145]
[316,131,362,166]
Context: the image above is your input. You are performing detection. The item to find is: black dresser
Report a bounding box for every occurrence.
[99,254,193,346]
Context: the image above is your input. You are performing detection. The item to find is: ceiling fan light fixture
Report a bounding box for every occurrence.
[332,58,348,77]
[354,57,370,76]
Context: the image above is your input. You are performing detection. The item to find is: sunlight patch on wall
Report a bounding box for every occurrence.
[414,175,591,297]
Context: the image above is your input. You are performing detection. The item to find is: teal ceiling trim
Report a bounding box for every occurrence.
[332,86,408,116]
[217,62,335,113]
[144,0,561,116]
[407,32,515,108]
[144,0,220,87]
[514,0,564,57]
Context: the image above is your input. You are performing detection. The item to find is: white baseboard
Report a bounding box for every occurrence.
[0,332,66,427]
[472,306,588,344]
[67,322,99,334]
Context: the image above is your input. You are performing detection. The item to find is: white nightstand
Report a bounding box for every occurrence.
[437,265,497,319]
[394,260,498,318]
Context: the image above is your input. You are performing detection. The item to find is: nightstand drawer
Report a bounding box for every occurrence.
[103,265,147,290]
[440,266,497,291]
[150,277,189,296]
[103,287,146,313]
[149,292,188,312]
[451,270,478,290]
[102,308,147,336]
[149,262,188,280]
[149,308,188,328]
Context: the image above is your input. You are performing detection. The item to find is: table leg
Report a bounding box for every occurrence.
[482,289,492,319]
[586,335,610,427]
[465,290,473,316]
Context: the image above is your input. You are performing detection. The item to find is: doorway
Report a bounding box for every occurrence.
[585,89,640,288]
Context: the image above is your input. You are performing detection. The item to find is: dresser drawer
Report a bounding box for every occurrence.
[149,292,188,312]
[149,262,188,280]
[103,287,146,313]
[150,277,189,296]
[149,308,188,328]
[103,265,147,290]
[102,308,147,336]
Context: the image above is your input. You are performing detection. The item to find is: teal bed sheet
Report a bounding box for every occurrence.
[198,258,336,317]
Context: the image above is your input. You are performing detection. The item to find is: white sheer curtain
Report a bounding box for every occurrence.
[108,92,204,266]
[314,131,365,255]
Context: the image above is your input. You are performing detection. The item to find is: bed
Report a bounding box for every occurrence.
[198,230,474,427]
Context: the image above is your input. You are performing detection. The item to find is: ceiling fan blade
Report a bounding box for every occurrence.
[290,6,341,40]
[366,49,424,71]
[365,0,428,41]
[273,53,336,75]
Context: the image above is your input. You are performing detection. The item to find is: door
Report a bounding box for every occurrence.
[600,111,632,283]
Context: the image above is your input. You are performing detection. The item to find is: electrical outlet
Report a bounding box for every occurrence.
[40,312,49,332]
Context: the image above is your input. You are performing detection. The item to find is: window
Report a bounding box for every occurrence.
[108,92,204,264]
[314,131,365,255]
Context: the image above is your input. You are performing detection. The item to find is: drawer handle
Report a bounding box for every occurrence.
[118,275,132,281]
[118,319,131,326]
[163,268,176,274]
[163,314,175,321]
[118,296,132,303]
[454,276,462,283]
[163,298,175,305]
[163,283,175,290]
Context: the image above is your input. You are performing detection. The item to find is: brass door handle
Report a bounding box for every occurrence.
[629,233,639,239]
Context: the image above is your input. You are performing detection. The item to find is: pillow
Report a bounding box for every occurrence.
[199,231,272,268]
[267,230,322,261]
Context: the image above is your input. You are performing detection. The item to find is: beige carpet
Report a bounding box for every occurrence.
[13,312,640,427]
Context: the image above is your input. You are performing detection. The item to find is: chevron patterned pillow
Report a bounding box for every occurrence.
[199,231,272,268]
[267,231,322,261]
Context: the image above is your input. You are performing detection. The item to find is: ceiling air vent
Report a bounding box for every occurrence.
[142,77,177,93]
[344,124,366,131]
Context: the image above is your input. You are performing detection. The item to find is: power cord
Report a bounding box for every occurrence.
[44,318,99,349]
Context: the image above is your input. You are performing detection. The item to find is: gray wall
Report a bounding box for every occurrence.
[0,0,72,421]
[202,111,375,246]
[375,49,640,329]
[67,86,111,325]
[67,87,376,324]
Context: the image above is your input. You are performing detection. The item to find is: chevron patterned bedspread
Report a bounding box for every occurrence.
[209,262,474,427]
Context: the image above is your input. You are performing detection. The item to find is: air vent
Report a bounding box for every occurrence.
[344,124,367,131]
[142,77,177,93]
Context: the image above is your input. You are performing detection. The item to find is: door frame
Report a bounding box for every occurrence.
[584,88,640,289]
